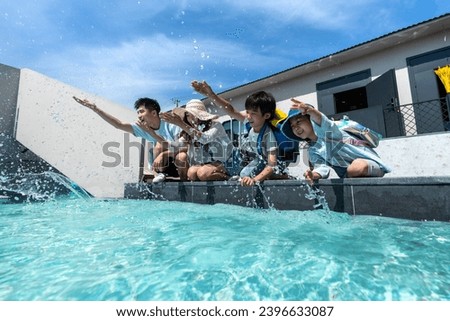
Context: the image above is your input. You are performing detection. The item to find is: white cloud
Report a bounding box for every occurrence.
[37,34,284,109]
[224,0,380,30]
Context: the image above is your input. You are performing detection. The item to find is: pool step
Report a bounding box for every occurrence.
[124,176,450,222]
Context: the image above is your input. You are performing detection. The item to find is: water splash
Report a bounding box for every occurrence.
[45,172,91,200]
[143,184,167,201]
[255,182,274,209]
[0,171,91,202]
[304,182,330,213]
[290,175,330,213]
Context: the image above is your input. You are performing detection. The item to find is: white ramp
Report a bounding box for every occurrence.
[15,69,144,198]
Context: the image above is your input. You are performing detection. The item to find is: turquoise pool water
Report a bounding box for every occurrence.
[1,196,449,301]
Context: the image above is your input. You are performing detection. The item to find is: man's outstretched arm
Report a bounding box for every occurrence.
[73,96,133,133]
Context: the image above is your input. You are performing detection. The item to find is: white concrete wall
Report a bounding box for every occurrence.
[15,69,143,198]
[287,132,450,179]
[376,132,450,177]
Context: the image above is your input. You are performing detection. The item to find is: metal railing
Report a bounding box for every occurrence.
[384,97,450,137]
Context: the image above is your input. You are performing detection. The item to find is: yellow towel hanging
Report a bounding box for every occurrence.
[434,66,450,93]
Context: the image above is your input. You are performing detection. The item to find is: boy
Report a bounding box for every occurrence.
[280,99,391,182]
[191,80,287,186]
[73,96,183,182]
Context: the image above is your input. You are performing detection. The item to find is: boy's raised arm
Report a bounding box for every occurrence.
[290,98,322,125]
[191,80,246,122]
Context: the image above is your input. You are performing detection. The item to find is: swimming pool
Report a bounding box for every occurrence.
[1,196,449,300]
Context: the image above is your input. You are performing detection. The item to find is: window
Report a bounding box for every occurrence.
[334,86,368,113]
[316,69,371,115]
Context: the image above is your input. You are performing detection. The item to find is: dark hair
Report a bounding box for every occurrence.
[134,98,161,114]
[183,113,212,132]
[244,91,276,121]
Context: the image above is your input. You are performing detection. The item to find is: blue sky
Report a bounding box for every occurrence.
[1,1,450,111]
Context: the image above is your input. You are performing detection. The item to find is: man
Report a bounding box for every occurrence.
[73,96,184,182]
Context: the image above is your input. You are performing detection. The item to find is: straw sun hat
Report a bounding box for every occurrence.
[172,99,218,122]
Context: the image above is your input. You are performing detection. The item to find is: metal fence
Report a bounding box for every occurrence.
[384,97,450,137]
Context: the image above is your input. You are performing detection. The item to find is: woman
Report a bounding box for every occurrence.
[160,99,239,181]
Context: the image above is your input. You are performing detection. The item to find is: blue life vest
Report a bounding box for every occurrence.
[245,120,299,164]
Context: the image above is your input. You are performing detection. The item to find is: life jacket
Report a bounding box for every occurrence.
[334,115,382,148]
[245,108,299,163]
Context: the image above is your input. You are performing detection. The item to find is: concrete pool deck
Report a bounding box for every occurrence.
[124,176,450,222]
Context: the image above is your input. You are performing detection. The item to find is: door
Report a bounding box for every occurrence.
[407,46,450,133]
[366,69,403,137]
[409,58,450,133]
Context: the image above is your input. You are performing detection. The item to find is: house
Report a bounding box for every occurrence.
[208,13,450,140]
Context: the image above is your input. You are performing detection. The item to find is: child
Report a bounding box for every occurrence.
[280,99,391,182]
[159,99,236,181]
[191,80,288,186]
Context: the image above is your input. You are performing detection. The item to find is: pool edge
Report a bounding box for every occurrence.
[124,176,450,222]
